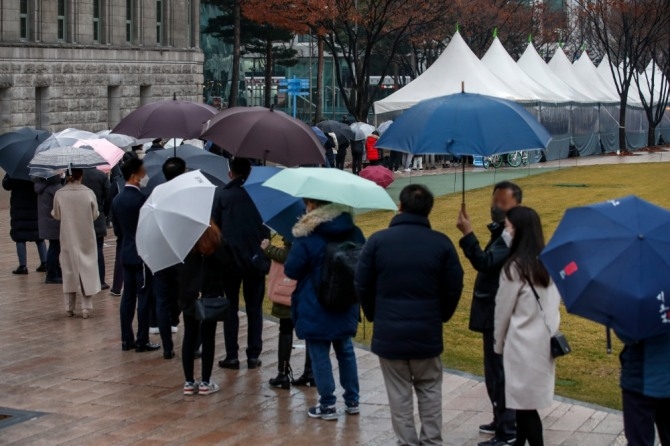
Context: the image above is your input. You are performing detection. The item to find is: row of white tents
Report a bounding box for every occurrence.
[374,32,670,160]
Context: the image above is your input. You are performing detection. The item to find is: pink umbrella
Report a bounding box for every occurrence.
[74,139,124,172]
[360,165,395,189]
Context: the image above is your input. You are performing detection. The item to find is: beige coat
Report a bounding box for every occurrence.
[52,182,101,297]
[494,265,560,410]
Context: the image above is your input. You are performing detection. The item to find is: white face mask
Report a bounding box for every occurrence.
[501,229,513,248]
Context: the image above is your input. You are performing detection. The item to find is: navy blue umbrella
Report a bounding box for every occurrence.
[0,128,50,180]
[311,126,328,144]
[244,166,305,241]
[143,144,229,192]
[540,195,670,341]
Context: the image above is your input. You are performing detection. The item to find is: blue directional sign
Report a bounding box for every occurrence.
[277,77,310,117]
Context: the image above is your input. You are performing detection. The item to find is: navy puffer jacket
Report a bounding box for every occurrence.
[3,175,40,242]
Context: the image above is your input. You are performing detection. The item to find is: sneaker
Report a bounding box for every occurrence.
[12,266,28,275]
[198,381,220,395]
[183,381,198,395]
[345,402,360,415]
[403,168,412,173]
[82,310,90,319]
[100,283,110,291]
[110,289,122,296]
[171,326,178,333]
[479,422,496,435]
[478,437,516,446]
[149,327,160,335]
[36,263,47,273]
[308,405,338,421]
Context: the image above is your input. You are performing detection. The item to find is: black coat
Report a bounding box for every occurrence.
[177,251,225,316]
[111,186,146,265]
[82,169,111,238]
[34,176,62,241]
[459,225,510,333]
[355,213,464,360]
[3,175,40,242]
[211,176,270,276]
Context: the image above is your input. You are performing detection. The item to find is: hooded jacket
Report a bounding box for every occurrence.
[284,204,365,341]
[3,175,40,242]
[34,176,62,241]
[365,135,380,161]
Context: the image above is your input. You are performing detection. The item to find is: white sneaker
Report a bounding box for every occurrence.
[183,381,198,395]
[149,327,160,335]
[171,326,178,333]
[403,168,411,173]
[198,381,220,395]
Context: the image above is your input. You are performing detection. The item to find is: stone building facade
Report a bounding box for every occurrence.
[0,0,203,133]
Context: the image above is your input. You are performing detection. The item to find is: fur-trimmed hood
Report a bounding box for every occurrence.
[292,203,354,238]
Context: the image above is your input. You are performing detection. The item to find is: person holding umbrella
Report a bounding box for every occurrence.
[51,169,101,318]
[34,175,63,284]
[82,168,111,290]
[494,206,561,446]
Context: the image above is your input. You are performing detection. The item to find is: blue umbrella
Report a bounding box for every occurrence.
[540,195,670,341]
[244,166,306,241]
[311,126,328,144]
[0,128,50,180]
[376,92,551,203]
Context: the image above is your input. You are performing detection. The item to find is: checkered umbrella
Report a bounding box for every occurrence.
[28,145,108,171]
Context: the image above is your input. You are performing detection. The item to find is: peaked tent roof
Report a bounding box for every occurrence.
[596,56,643,107]
[481,37,571,103]
[374,32,528,117]
[517,43,593,103]
[573,51,621,103]
[637,61,670,103]
[551,50,618,103]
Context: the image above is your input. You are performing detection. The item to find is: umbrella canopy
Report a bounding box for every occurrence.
[540,195,670,341]
[263,167,397,211]
[376,92,551,156]
[359,166,395,189]
[201,106,326,166]
[311,126,328,144]
[136,170,216,272]
[376,120,393,135]
[28,145,108,170]
[143,144,230,186]
[96,130,136,148]
[316,120,355,142]
[0,128,50,181]
[113,96,218,140]
[350,122,375,141]
[244,166,306,241]
[73,139,124,173]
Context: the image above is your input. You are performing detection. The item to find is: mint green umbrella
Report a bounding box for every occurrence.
[262,167,397,211]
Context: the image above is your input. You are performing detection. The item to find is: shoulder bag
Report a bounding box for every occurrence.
[267,260,296,307]
[195,256,230,322]
[526,276,571,358]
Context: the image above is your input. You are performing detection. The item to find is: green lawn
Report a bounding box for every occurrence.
[264,162,670,410]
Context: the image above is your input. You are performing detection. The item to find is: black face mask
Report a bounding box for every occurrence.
[490,206,507,224]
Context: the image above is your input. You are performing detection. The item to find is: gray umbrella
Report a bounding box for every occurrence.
[29,145,108,172]
[316,120,356,142]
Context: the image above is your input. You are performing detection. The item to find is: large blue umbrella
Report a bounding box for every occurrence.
[540,195,670,341]
[0,128,50,180]
[244,166,305,241]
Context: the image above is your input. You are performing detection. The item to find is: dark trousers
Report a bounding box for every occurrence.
[483,330,516,439]
[46,239,61,281]
[352,152,363,175]
[336,147,347,170]
[222,273,265,360]
[120,264,151,346]
[153,267,181,353]
[623,389,670,446]
[516,410,544,446]
[390,151,403,171]
[182,314,217,383]
[111,239,123,293]
[96,237,106,285]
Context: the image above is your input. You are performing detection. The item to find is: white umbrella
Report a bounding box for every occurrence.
[96,130,136,148]
[377,120,393,135]
[350,122,376,141]
[136,170,216,272]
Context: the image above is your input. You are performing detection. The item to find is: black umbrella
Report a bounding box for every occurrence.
[201,106,326,166]
[143,144,229,192]
[316,120,356,142]
[0,128,50,180]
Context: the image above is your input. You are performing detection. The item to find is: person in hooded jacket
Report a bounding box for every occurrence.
[365,131,381,166]
[34,175,63,284]
[284,200,365,421]
[3,174,47,274]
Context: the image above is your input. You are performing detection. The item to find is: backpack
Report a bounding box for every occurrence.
[316,233,364,313]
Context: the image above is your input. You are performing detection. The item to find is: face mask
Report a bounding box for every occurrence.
[490,206,506,224]
[501,229,513,248]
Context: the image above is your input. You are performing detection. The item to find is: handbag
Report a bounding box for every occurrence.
[194,256,230,322]
[526,276,572,358]
[267,260,296,306]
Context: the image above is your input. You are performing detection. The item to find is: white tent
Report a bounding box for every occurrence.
[596,56,643,107]
[638,61,670,143]
[553,50,618,103]
[374,32,527,120]
[574,52,621,102]
[481,37,571,103]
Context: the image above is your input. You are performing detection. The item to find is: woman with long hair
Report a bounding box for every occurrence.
[177,221,224,395]
[494,207,561,446]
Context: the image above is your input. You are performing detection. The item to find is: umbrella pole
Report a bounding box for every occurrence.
[606,327,612,354]
[461,157,465,205]
[173,138,177,158]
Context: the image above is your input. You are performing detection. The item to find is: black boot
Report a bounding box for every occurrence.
[269,334,293,390]
[292,346,315,387]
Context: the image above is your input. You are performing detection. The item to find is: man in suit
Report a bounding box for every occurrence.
[82,168,111,290]
[112,158,160,353]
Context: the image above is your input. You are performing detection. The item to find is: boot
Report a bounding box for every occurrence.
[269,334,293,390]
[292,346,315,387]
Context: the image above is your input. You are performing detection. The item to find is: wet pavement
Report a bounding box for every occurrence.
[0,204,629,445]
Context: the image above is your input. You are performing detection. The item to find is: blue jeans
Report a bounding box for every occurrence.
[16,240,47,266]
[120,264,151,346]
[307,338,359,408]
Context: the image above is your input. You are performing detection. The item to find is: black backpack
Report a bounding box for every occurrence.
[316,232,364,313]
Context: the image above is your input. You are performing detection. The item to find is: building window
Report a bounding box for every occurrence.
[0,88,10,132]
[186,0,192,47]
[57,0,66,41]
[156,0,163,45]
[140,85,152,106]
[35,87,49,130]
[93,0,101,42]
[126,0,133,43]
[107,86,120,128]
[20,0,29,40]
